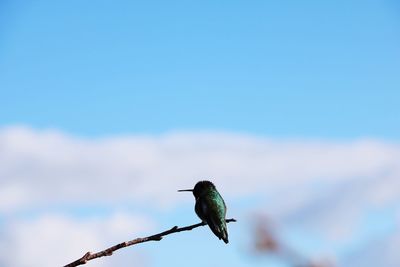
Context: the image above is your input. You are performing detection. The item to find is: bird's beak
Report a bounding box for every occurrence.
[178,189,193,192]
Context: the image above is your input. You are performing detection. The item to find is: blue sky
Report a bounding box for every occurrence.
[1,0,399,139]
[1,1,400,267]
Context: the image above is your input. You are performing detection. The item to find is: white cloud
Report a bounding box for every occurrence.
[0,126,399,212]
[0,212,153,267]
[1,125,400,267]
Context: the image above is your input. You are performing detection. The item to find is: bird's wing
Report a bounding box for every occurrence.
[203,197,229,243]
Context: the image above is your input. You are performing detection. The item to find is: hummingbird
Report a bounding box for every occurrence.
[178,180,229,244]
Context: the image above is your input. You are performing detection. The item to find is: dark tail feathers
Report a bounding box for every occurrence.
[207,218,229,244]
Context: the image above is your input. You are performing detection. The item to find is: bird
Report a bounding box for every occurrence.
[178,180,229,243]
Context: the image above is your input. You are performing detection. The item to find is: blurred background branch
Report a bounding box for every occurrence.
[251,215,335,267]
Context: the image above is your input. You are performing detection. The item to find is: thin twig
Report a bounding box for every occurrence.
[64,218,237,267]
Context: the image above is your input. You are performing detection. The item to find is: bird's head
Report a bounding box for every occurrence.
[178,180,216,198]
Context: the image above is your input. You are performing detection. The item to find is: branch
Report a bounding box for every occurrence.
[64,218,237,267]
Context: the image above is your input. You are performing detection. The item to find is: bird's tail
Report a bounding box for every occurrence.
[208,217,229,244]
[221,224,229,244]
